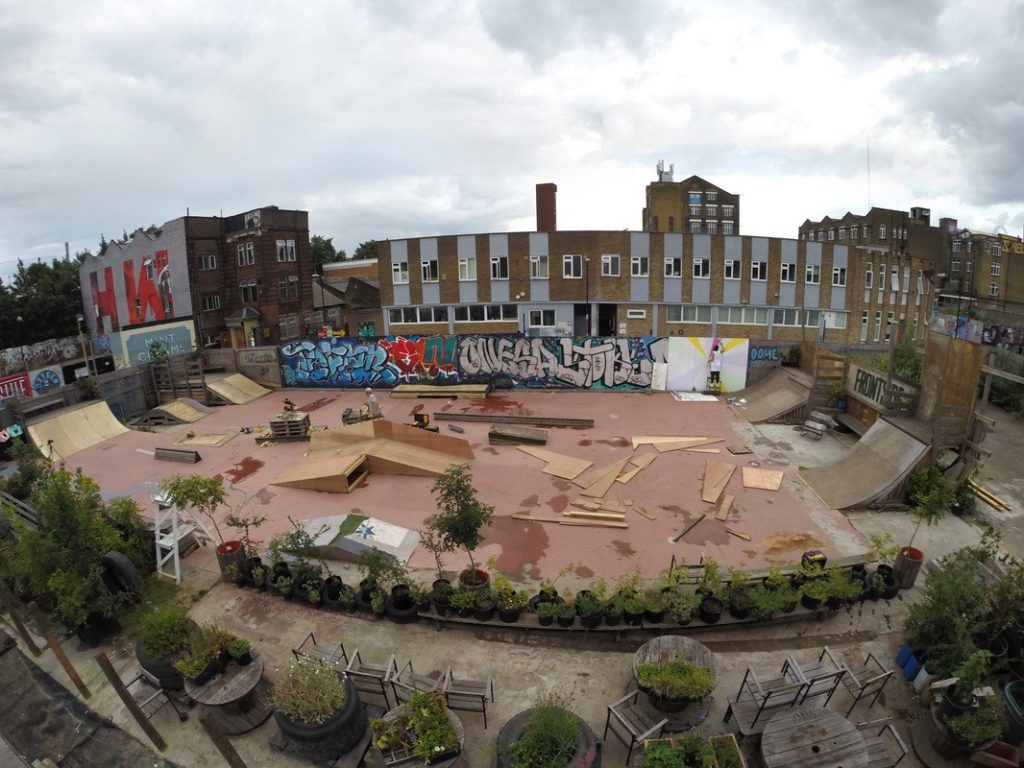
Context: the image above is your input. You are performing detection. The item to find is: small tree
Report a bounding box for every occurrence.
[906,464,955,549]
[429,465,493,581]
[160,474,228,545]
[417,520,455,580]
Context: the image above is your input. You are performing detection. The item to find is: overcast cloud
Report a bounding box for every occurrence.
[1,0,1022,280]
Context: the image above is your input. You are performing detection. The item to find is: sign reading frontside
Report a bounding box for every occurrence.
[846,363,918,411]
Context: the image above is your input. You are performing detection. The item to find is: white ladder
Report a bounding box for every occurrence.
[147,483,215,583]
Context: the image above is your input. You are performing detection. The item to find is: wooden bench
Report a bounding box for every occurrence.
[154,447,202,463]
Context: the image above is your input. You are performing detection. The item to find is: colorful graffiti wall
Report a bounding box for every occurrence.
[279,335,750,391]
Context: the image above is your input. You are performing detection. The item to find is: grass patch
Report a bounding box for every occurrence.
[118,575,189,640]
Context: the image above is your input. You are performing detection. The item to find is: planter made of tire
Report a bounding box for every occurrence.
[135,639,185,691]
[384,593,420,624]
[632,635,718,714]
[100,551,144,601]
[274,675,367,763]
[390,584,414,611]
[496,708,600,768]
[698,596,724,624]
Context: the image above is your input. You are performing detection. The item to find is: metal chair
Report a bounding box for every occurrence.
[345,649,396,708]
[292,631,347,668]
[127,668,188,722]
[389,660,442,705]
[822,646,894,716]
[440,666,494,729]
[859,720,908,767]
[724,666,806,736]
[781,651,845,706]
[604,690,668,764]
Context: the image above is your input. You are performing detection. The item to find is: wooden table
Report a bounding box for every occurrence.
[761,705,867,768]
[184,653,273,735]
[632,635,718,720]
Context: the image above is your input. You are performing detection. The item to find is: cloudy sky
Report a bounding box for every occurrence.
[2,0,1022,280]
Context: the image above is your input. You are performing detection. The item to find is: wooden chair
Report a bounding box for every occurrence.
[292,631,347,668]
[724,666,806,736]
[389,660,442,705]
[127,668,188,722]
[604,690,668,764]
[859,721,908,767]
[441,666,494,729]
[822,646,894,716]
[781,652,845,706]
[345,649,396,708]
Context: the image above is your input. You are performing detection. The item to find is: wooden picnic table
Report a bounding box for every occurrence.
[184,652,272,735]
[760,704,867,768]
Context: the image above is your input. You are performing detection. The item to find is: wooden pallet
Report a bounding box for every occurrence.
[270,413,311,440]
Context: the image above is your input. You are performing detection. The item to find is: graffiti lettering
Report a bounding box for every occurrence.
[749,346,780,362]
[238,350,278,365]
[32,369,62,393]
[0,374,32,400]
[849,364,917,410]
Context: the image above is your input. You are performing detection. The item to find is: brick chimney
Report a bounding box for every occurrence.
[536,183,556,232]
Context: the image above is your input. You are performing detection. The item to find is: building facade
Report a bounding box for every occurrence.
[79,206,312,361]
[642,164,740,235]
[309,258,382,338]
[373,229,938,346]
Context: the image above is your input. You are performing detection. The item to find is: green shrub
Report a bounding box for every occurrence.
[140,605,192,659]
[636,660,714,700]
[505,694,581,768]
[274,658,347,725]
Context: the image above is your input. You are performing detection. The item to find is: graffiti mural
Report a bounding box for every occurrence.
[280,335,668,390]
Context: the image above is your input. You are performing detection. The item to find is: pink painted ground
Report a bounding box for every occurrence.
[60,388,865,580]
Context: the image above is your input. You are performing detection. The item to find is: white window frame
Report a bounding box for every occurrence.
[491,255,509,280]
[458,256,476,281]
[874,311,882,342]
[692,258,709,278]
[706,220,718,234]
[688,192,701,206]
[780,262,796,283]
[991,261,1001,276]
[664,256,682,278]
[689,219,701,233]
[722,204,734,217]
[990,282,1000,297]
[201,294,221,311]
[879,225,887,240]
[722,221,734,235]
[851,225,859,238]
[630,255,649,277]
[276,239,296,262]
[805,264,820,284]
[601,254,620,277]
[239,278,258,303]
[392,262,409,284]
[199,253,217,271]
[626,309,646,319]
[860,310,869,342]
[689,204,702,216]
[705,204,718,217]
[562,254,582,279]
[832,266,847,287]
[530,254,549,279]
[902,266,910,293]
[865,263,873,290]
[724,260,740,280]
[772,309,801,326]
[751,261,767,281]
[421,259,439,283]
[885,311,895,342]
[828,229,835,241]
[528,309,555,327]
[454,304,516,323]
[966,260,974,274]
[951,257,961,272]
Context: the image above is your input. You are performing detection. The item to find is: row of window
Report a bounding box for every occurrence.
[394,255,847,286]
[686,204,734,217]
[234,240,296,266]
[952,241,1003,256]
[688,191,719,204]
[804,224,892,242]
[388,304,520,325]
[650,218,736,234]
[863,264,913,293]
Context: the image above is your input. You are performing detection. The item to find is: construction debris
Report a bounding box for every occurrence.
[512,513,628,529]
[715,494,734,522]
[436,412,594,427]
[517,446,593,480]
[969,479,1012,511]
[701,459,737,504]
[726,527,751,541]
[672,513,707,543]
[488,425,548,446]
[742,467,785,491]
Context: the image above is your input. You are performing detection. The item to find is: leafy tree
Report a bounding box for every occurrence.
[429,465,493,577]
[2,258,83,344]
[310,235,342,273]
[352,240,377,262]
[160,474,228,545]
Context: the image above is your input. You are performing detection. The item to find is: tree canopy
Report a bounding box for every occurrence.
[352,240,377,261]
[0,258,84,346]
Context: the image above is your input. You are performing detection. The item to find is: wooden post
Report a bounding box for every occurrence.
[0,585,42,656]
[94,652,166,751]
[199,713,249,768]
[25,605,91,700]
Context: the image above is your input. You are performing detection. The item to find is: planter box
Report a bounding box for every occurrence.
[971,741,1020,768]
[710,733,747,768]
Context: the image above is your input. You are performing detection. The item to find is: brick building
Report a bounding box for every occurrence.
[642,162,740,235]
[309,258,382,338]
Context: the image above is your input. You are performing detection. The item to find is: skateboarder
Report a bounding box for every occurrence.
[365,387,382,419]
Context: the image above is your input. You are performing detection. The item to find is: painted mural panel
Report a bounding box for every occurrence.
[665,337,750,393]
[280,335,668,390]
[111,320,196,367]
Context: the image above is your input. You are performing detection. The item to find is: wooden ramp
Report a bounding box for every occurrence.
[27,401,130,460]
[206,373,272,404]
[271,450,370,493]
[138,397,212,425]
[391,384,491,399]
[311,420,475,460]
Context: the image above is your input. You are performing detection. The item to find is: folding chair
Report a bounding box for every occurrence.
[724,666,806,736]
[822,646,894,717]
[345,649,397,708]
[781,651,845,706]
[604,690,668,764]
[389,660,442,705]
[441,666,494,729]
[127,668,188,722]
[292,631,347,668]
[859,720,908,768]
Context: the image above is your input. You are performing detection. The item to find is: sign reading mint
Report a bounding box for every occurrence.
[846,363,918,411]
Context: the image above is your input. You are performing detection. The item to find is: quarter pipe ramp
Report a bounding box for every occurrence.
[733,368,812,423]
[206,373,271,404]
[27,401,130,460]
[799,418,929,509]
[139,397,212,425]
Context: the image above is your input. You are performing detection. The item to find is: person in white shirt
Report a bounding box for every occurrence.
[709,344,723,384]
[365,387,382,419]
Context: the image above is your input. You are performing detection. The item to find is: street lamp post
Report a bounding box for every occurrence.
[75,314,93,376]
[584,257,591,337]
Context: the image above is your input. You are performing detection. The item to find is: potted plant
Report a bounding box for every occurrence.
[642,735,716,767]
[534,563,576,608]
[274,572,295,600]
[496,692,599,768]
[697,558,725,623]
[604,593,625,627]
[250,562,267,592]
[273,658,368,762]
[160,474,245,580]
[945,696,1007,752]
[664,590,698,626]
[491,571,528,623]
[536,601,557,626]
[450,589,476,618]
[431,579,454,616]
[226,637,252,666]
[749,583,795,621]
[357,548,402,612]
[429,465,494,591]
[800,578,829,610]
[371,691,461,765]
[636,660,715,712]
[828,380,847,409]
[642,589,667,624]
[727,569,752,619]
[896,464,955,589]
[136,605,194,690]
[710,733,747,768]
[556,599,577,628]
[574,589,604,628]
[943,650,992,720]
[410,581,433,613]
[474,588,497,622]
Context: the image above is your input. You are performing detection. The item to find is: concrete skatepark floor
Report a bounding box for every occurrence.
[4,386,1023,767]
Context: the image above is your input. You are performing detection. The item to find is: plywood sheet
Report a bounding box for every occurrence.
[312,420,475,460]
[581,458,632,498]
[512,513,628,529]
[742,467,785,491]
[701,459,736,504]
[684,447,721,454]
[630,453,658,469]
[655,437,725,453]
[516,446,592,480]
[206,373,271,404]
[271,450,368,493]
[714,494,734,522]
[632,435,707,450]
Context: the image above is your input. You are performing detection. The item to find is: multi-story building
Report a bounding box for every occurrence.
[642,163,740,235]
[798,207,943,345]
[309,258,382,338]
[79,206,312,363]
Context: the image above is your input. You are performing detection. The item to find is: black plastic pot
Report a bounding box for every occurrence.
[801,593,823,610]
[643,608,666,624]
[623,607,644,626]
[231,650,253,666]
[474,599,496,622]
[579,613,602,629]
[324,575,344,601]
[384,593,420,624]
[537,613,555,627]
[604,607,622,627]
[878,571,900,600]
[390,584,413,611]
[556,611,576,628]
[498,607,521,623]
[135,639,185,691]
[698,596,724,624]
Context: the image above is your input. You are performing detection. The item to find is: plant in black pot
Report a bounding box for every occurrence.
[642,589,667,624]
[223,510,267,584]
[664,590,698,626]
[450,588,476,618]
[800,578,830,610]
[431,578,454,616]
[536,601,557,626]
[429,465,494,592]
[490,570,527,623]
[946,696,1007,752]
[943,649,992,720]
[697,558,725,624]
[137,605,194,690]
[727,568,752,619]
[556,598,577,628]
[226,637,252,666]
[574,589,604,628]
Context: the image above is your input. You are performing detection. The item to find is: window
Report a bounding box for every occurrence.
[390,306,450,324]
[276,239,296,262]
[890,266,899,291]
[530,254,549,279]
[719,306,767,324]
[804,309,820,327]
[626,309,646,319]
[692,258,709,278]
[953,241,962,253]
[851,225,859,239]
[992,243,1002,256]
[805,264,820,284]
[990,282,1000,297]
[832,266,847,287]
[966,260,974,273]
[666,305,712,323]
[991,261,1001,276]
[528,309,555,327]
[602,254,620,276]
[706,191,717,202]
[951,258,961,272]
[772,309,801,326]
[630,255,649,277]
[722,205,734,217]
[454,304,516,322]
[239,278,258,303]
[831,312,848,329]
[421,258,439,282]
[902,267,910,293]
[879,225,887,240]
[916,269,924,295]
[201,294,221,311]
[491,255,509,279]
[724,260,740,280]
[706,204,718,217]
[458,256,477,281]
[874,311,882,342]
[664,256,682,278]
[144,261,155,280]
[706,220,718,234]
[860,310,869,342]
[865,263,873,290]
[828,229,835,241]
[838,227,846,239]
[668,216,675,232]
[392,262,409,284]
[277,275,299,299]
[562,254,583,278]
[690,204,702,216]
[689,219,701,233]
[751,261,767,281]
[198,254,217,270]
[237,242,255,266]
[722,221,735,235]
[688,192,701,206]
[279,314,300,341]
[885,311,894,342]
[780,263,796,282]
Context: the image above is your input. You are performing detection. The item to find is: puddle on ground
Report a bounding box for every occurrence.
[763,531,824,557]
[574,564,595,578]
[545,495,568,513]
[224,456,264,484]
[489,516,549,575]
[610,541,635,557]
[578,439,592,446]
[520,494,539,508]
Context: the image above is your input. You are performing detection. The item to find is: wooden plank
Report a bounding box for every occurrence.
[634,505,656,520]
[632,435,707,449]
[436,412,594,427]
[726,527,751,541]
[598,499,632,511]
[581,458,632,498]
[654,437,717,453]
[742,467,785,491]
[683,447,721,454]
[630,453,658,470]
[488,425,548,445]
[701,459,736,504]
[516,446,592,480]
[570,500,603,511]
[714,494,734,522]
[571,460,616,489]
[512,513,628,529]
[615,464,645,484]
[727,445,753,455]
[563,510,626,520]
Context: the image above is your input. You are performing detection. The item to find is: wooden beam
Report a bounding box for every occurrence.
[199,713,249,768]
[672,513,707,543]
[512,513,628,529]
[28,605,91,700]
[715,494,734,522]
[633,505,656,521]
[95,652,164,751]
[563,510,626,520]
[726,527,752,542]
